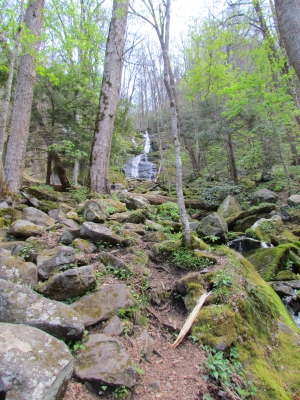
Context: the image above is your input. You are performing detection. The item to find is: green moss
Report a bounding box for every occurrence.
[275,270,297,281]
[246,244,298,280]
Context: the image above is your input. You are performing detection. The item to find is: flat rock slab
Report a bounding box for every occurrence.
[0,279,84,341]
[0,323,73,400]
[70,284,134,327]
[37,246,76,280]
[74,333,136,387]
[0,253,37,288]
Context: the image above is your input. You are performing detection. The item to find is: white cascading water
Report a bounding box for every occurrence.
[124,131,157,180]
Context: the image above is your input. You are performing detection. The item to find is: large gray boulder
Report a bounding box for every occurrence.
[82,200,108,223]
[74,333,136,387]
[117,191,151,210]
[9,220,44,238]
[72,238,97,254]
[70,284,134,327]
[251,188,278,205]
[0,279,84,341]
[37,265,96,301]
[23,207,55,228]
[0,323,73,400]
[80,222,125,246]
[217,195,241,219]
[37,245,76,280]
[0,252,37,288]
[196,212,228,242]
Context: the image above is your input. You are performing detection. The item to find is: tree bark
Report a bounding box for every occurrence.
[4,0,45,193]
[0,0,25,155]
[275,0,300,81]
[89,0,129,194]
[47,150,71,191]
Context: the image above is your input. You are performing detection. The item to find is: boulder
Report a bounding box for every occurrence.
[250,215,283,242]
[196,212,228,242]
[103,315,124,336]
[98,251,130,272]
[80,222,125,246]
[117,191,151,210]
[269,281,295,297]
[74,333,136,387]
[82,200,108,223]
[48,209,79,229]
[72,238,97,254]
[70,284,134,327]
[60,229,81,245]
[37,246,76,280]
[0,279,84,341]
[9,220,44,238]
[23,207,55,228]
[287,194,300,206]
[251,188,278,205]
[217,195,242,219]
[0,323,73,400]
[109,209,148,224]
[0,252,37,288]
[37,265,96,301]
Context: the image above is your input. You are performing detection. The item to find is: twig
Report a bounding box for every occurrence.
[146,306,180,332]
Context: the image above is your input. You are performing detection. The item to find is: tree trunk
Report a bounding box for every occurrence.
[275,0,300,81]
[0,0,25,155]
[4,0,45,193]
[226,131,238,184]
[47,150,71,191]
[89,0,129,194]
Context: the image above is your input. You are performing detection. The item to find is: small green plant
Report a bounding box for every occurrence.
[189,335,200,344]
[112,385,129,399]
[157,201,180,221]
[20,243,35,260]
[105,265,131,280]
[67,330,89,355]
[204,346,256,399]
[135,364,145,376]
[213,270,232,289]
[97,240,114,250]
[172,248,213,270]
[226,231,239,241]
[285,259,293,271]
[203,235,219,243]
[98,385,107,395]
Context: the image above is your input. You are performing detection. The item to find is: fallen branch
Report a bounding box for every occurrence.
[146,306,180,332]
[171,291,212,349]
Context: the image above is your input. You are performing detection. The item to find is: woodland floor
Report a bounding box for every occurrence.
[62,248,229,400]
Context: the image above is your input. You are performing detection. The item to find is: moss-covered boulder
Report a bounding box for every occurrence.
[196,212,228,243]
[185,250,300,399]
[250,215,283,242]
[217,195,242,219]
[275,270,297,281]
[192,304,238,351]
[251,188,278,205]
[246,244,299,281]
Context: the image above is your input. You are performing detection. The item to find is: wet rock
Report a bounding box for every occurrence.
[74,333,136,387]
[269,281,295,297]
[23,207,55,228]
[0,323,73,400]
[9,220,44,238]
[0,279,84,341]
[37,246,76,280]
[70,284,134,327]
[37,265,96,301]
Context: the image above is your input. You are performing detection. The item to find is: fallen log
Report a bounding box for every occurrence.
[171,291,212,349]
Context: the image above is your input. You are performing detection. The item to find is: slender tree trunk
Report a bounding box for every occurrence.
[226,131,238,184]
[73,160,79,184]
[0,0,25,155]
[47,150,71,191]
[275,0,300,81]
[4,0,45,193]
[89,0,129,194]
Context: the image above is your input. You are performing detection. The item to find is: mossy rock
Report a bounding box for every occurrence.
[233,214,266,232]
[251,215,283,242]
[174,272,204,296]
[191,304,237,351]
[150,239,181,255]
[108,169,128,187]
[0,218,4,228]
[246,244,299,280]
[274,270,297,281]
[190,234,208,251]
[96,198,127,214]
[194,250,217,265]
[127,209,148,224]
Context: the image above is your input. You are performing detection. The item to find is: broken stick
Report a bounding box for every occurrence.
[171,291,212,349]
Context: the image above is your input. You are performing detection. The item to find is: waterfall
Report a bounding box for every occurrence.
[124,131,157,180]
